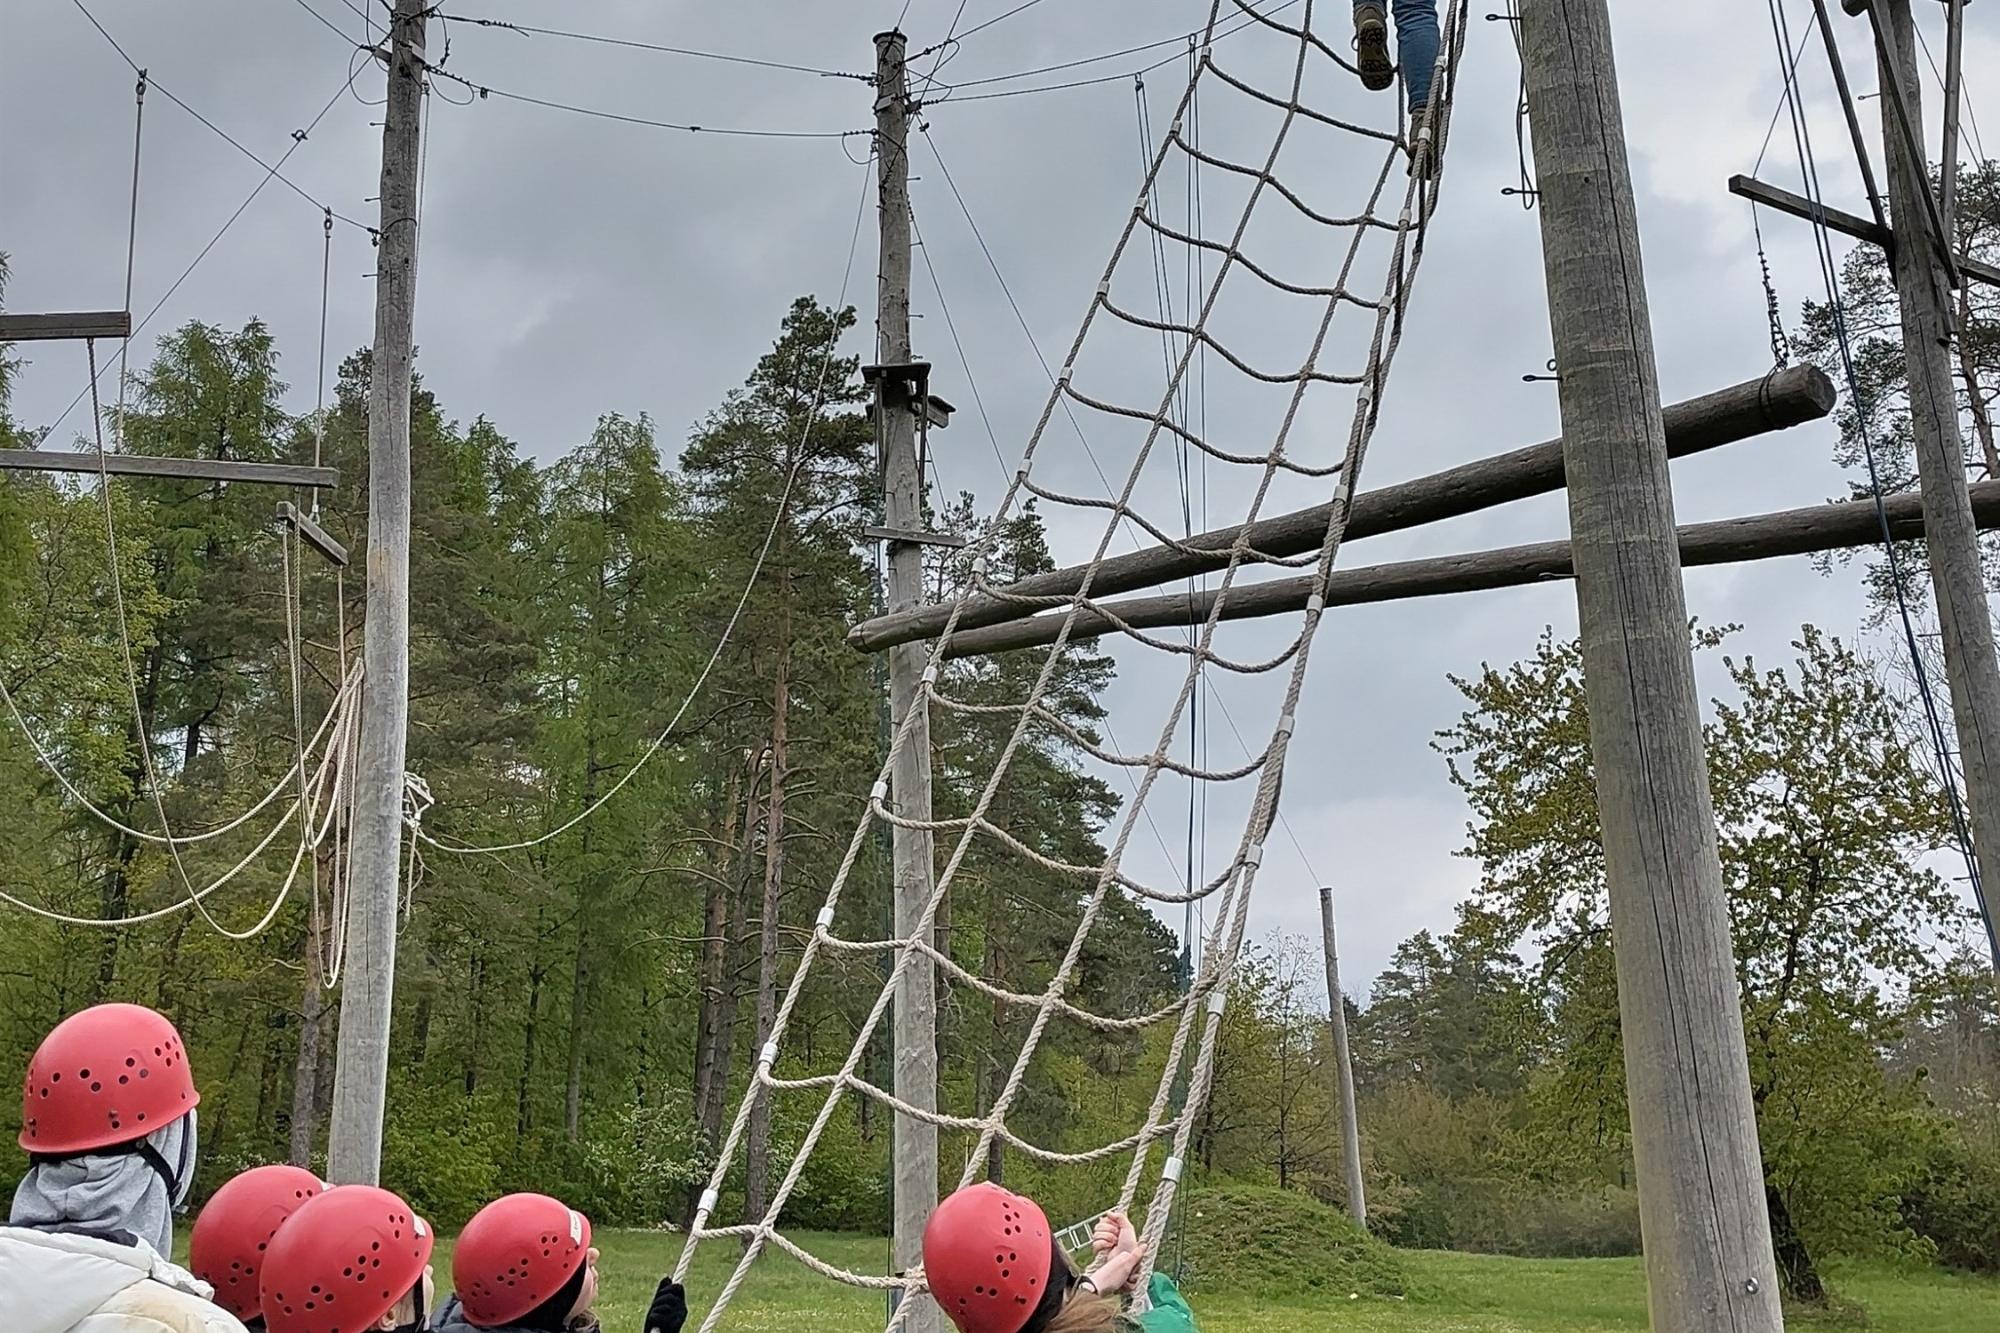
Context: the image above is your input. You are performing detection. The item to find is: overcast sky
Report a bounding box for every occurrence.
[3,0,1995,997]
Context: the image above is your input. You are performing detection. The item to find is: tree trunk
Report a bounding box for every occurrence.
[290,886,329,1167]
[465,952,486,1096]
[691,760,751,1224]
[981,891,1006,1187]
[564,731,601,1145]
[1765,1183,1826,1303]
[95,645,164,998]
[743,635,791,1228]
[518,912,546,1141]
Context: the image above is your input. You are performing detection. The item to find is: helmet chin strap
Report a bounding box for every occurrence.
[134,1108,198,1212]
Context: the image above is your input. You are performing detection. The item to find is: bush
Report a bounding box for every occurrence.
[380,1086,507,1228]
[567,1100,709,1227]
[1374,1177,1641,1259]
[1901,1134,2000,1274]
[1172,1183,1412,1299]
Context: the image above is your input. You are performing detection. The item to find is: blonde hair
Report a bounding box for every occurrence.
[1034,1251,1133,1333]
[1041,1290,1127,1333]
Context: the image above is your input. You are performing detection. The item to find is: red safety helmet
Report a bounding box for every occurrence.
[921,1183,1057,1333]
[18,1003,199,1153]
[190,1164,327,1320]
[259,1185,433,1333]
[453,1192,593,1326]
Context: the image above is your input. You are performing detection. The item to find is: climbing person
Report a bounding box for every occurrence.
[429,1192,687,1333]
[1353,1,1441,114]
[920,1183,1198,1333]
[188,1165,326,1329]
[1355,1,1445,176]
[1,1001,244,1333]
[255,1184,433,1333]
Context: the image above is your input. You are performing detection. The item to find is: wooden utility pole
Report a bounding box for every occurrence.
[873,30,940,1330]
[1870,0,2000,956]
[1520,3,1782,1328]
[1317,888,1366,1228]
[327,0,427,1186]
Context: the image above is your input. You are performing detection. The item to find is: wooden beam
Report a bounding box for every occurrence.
[277,503,350,568]
[1728,174,2000,288]
[0,311,132,342]
[0,449,337,489]
[849,364,1836,653]
[936,481,2000,657]
[861,524,968,550]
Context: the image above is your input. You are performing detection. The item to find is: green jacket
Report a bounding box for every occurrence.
[1132,1273,1198,1333]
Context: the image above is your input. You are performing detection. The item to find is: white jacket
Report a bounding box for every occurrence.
[0,1226,247,1333]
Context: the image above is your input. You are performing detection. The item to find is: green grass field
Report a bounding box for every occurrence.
[425,1230,2000,1332]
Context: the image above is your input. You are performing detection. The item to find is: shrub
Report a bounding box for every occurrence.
[1901,1134,2000,1274]
[1172,1183,1412,1299]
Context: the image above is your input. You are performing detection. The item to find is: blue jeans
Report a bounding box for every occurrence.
[1356,0,1441,110]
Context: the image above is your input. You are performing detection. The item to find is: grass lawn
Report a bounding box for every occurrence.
[433,1230,2000,1331]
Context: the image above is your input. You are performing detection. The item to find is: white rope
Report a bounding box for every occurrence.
[0,665,360,930]
[0,654,360,846]
[676,4,1466,1324]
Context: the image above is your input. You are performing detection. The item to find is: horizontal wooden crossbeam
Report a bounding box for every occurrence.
[862,524,968,550]
[277,503,349,568]
[849,365,1837,653]
[1728,174,2000,288]
[938,480,2000,657]
[0,311,133,342]
[0,449,337,489]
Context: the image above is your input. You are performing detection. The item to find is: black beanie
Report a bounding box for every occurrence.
[518,1261,590,1333]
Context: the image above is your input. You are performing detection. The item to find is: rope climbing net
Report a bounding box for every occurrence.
[677,2,1468,1325]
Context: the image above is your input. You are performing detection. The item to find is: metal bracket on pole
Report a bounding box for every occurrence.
[862,524,967,549]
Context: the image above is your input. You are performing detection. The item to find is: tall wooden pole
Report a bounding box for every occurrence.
[1873,0,2000,964]
[875,30,940,1331]
[328,0,426,1185]
[1520,3,1782,1328]
[1317,888,1366,1228]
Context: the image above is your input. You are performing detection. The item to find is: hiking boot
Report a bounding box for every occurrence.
[1354,5,1395,92]
[1407,101,1437,178]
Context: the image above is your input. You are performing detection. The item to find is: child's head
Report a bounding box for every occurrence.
[189,1163,326,1323]
[452,1192,598,1330]
[921,1183,1121,1333]
[258,1184,435,1333]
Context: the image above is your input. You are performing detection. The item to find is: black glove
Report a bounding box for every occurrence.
[645,1279,688,1333]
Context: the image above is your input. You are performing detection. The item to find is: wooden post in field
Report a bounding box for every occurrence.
[1318,888,1366,1228]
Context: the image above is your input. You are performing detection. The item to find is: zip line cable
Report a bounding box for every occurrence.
[919,0,1302,103]
[1762,0,1997,968]
[415,157,877,856]
[41,63,364,445]
[420,62,871,140]
[435,12,871,82]
[67,0,372,231]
